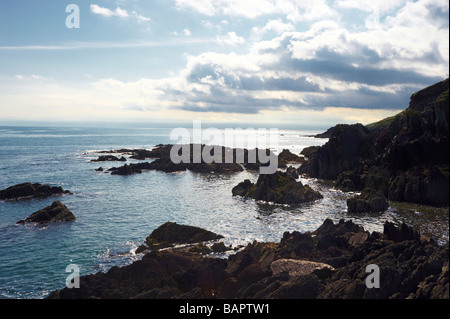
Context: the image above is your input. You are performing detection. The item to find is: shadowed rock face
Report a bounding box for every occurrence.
[16,201,75,225]
[300,78,449,207]
[232,171,323,205]
[347,188,389,214]
[298,123,379,180]
[0,183,72,201]
[46,219,449,300]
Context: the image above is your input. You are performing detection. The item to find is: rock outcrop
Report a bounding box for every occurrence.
[347,188,389,214]
[17,201,75,225]
[232,171,323,205]
[298,123,379,180]
[47,219,449,299]
[91,155,126,162]
[137,222,224,252]
[0,183,72,201]
[299,78,449,207]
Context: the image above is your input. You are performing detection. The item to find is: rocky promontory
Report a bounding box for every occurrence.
[299,78,449,208]
[0,183,72,201]
[47,219,449,299]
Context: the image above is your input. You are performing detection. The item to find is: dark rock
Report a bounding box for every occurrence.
[298,123,379,180]
[278,149,305,166]
[300,146,320,159]
[0,183,72,201]
[232,171,323,205]
[314,127,335,138]
[383,221,421,243]
[17,201,75,225]
[46,219,449,299]
[232,179,253,196]
[347,188,389,213]
[91,155,126,162]
[286,166,299,179]
[298,79,449,207]
[143,222,224,251]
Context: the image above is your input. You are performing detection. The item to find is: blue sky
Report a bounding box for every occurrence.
[0,0,448,127]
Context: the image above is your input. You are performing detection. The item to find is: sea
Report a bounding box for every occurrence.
[0,124,448,299]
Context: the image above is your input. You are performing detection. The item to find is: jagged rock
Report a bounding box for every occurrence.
[298,79,449,207]
[91,155,126,162]
[270,259,334,277]
[286,166,299,179]
[16,201,75,225]
[298,123,379,180]
[347,188,389,213]
[232,171,322,205]
[0,183,72,201]
[300,146,320,159]
[383,221,421,243]
[278,149,305,167]
[47,219,449,300]
[314,127,335,138]
[143,222,224,251]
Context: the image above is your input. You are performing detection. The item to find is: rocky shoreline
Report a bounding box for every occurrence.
[301,78,449,211]
[47,218,449,299]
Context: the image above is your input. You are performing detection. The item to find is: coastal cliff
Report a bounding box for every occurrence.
[299,78,449,208]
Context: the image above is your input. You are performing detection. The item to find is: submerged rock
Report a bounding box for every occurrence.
[17,201,75,225]
[232,171,323,205]
[91,155,126,162]
[0,183,72,201]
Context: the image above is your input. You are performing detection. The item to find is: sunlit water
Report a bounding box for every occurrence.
[0,125,448,299]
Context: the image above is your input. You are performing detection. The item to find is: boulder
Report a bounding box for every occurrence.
[232,171,322,205]
[347,188,389,213]
[0,183,72,201]
[143,222,224,251]
[278,149,305,167]
[17,201,75,225]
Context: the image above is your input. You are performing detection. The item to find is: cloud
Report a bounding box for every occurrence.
[90,4,150,23]
[215,32,246,46]
[90,5,128,18]
[174,0,339,21]
[252,19,295,36]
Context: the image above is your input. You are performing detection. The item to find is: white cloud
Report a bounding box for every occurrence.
[252,19,295,36]
[90,5,128,18]
[174,0,339,21]
[183,28,192,36]
[216,32,246,46]
[90,4,150,23]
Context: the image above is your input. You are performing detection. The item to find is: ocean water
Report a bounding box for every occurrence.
[0,125,448,299]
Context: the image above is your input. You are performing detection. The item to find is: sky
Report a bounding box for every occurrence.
[0,0,448,128]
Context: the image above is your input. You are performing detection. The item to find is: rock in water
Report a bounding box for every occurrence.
[91,155,126,162]
[232,171,322,205]
[143,222,224,251]
[0,183,71,201]
[346,188,389,213]
[17,201,76,225]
